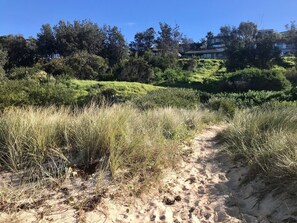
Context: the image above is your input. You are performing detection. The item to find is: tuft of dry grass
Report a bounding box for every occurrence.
[220,106,297,196]
[0,104,220,184]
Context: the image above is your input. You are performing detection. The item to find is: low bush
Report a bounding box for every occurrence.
[41,58,74,77]
[116,58,154,83]
[215,68,291,92]
[65,52,109,80]
[0,79,78,109]
[154,68,192,84]
[206,98,236,118]
[7,66,43,80]
[211,90,291,108]
[285,68,297,86]
[133,88,200,109]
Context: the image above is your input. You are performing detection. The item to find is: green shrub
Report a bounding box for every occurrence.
[280,56,296,68]
[154,68,192,84]
[7,66,42,80]
[116,58,154,83]
[65,52,109,80]
[145,52,177,71]
[285,68,297,85]
[211,90,291,108]
[181,59,197,71]
[133,88,200,109]
[0,79,78,109]
[207,98,236,118]
[218,68,291,92]
[41,58,74,76]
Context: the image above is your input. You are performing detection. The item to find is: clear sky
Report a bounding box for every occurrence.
[1,0,296,42]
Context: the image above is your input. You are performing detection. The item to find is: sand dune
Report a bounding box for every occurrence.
[1,126,296,223]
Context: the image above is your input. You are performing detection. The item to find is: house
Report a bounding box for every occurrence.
[183,48,225,59]
[276,31,296,56]
[182,29,296,59]
[181,35,226,59]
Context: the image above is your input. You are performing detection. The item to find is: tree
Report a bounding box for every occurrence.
[129,27,155,56]
[53,20,104,56]
[285,22,297,56]
[0,35,38,70]
[156,23,182,56]
[53,21,77,56]
[179,37,197,53]
[73,20,105,54]
[238,22,258,44]
[219,22,281,71]
[37,24,57,58]
[0,47,7,77]
[101,25,128,67]
[254,32,281,69]
[116,58,154,83]
[65,52,108,80]
[206,32,214,49]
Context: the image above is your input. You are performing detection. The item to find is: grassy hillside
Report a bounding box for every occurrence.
[187,59,226,82]
[70,79,162,101]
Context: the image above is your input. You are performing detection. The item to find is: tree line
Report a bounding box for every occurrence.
[0,20,296,82]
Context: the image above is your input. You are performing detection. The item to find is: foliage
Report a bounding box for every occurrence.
[37,24,57,58]
[70,79,161,102]
[6,66,44,80]
[65,52,109,80]
[0,48,7,78]
[279,56,296,68]
[0,79,77,109]
[133,88,200,109]
[53,20,105,56]
[211,90,291,107]
[217,68,291,92]
[0,35,38,70]
[285,68,297,85]
[156,23,182,56]
[206,98,236,118]
[129,27,156,56]
[154,68,191,84]
[41,58,73,76]
[145,51,177,70]
[181,59,197,71]
[116,58,154,83]
[219,22,281,71]
[101,26,129,67]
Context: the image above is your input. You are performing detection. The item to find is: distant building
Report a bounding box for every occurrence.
[183,48,225,59]
[276,31,296,56]
[181,29,296,59]
[181,35,226,59]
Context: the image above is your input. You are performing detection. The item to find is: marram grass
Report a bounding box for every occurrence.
[0,104,219,182]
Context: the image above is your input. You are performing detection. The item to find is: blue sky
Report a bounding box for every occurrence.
[1,0,296,42]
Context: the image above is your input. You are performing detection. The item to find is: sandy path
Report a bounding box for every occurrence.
[81,125,245,222]
[1,126,297,223]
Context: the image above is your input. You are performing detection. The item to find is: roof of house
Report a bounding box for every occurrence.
[184,49,225,54]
